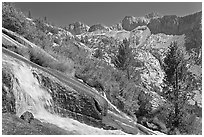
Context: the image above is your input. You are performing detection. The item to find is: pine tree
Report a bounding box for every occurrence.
[44,16,47,23]
[113,39,133,79]
[28,10,32,18]
[163,41,189,131]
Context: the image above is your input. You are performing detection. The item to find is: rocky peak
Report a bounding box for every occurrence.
[147,11,202,35]
[88,24,109,32]
[122,16,150,31]
[148,15,179,35]
[178,11,202,34]
[145,12,162,19]
[67,21,90,35]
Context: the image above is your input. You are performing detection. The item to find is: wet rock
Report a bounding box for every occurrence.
[20,111,34,124]
[37,73,107,128]
[2,68,16,114]
[138,116,168,134]
[102,111,139,134]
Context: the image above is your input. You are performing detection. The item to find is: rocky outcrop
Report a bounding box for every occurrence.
[122,16,150,31]
[2,46,140,135]
[88,24,109,32]
[135,49,164,89]
[147,11,202,35]
[67,22,89,35]
[145,12,162,19]
[146,11,202,61]
[178,11,201,34]
[129,26,151,48]
[148,15,179,35]
[2,52,108,128]
[144,33,186,64]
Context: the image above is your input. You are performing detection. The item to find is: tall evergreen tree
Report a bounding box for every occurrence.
[163,41,189,131]
[44,16,47,23]
[113,39,133,79]
[28,10,32,18]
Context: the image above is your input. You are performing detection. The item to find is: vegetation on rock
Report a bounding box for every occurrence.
[2,2,202,135]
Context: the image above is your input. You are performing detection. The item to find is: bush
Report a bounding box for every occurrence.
[29,46,75,75]
[2,3,25,34]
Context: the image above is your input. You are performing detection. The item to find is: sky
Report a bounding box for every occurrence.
[14,2,202,27]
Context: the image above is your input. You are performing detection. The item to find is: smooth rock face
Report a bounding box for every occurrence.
[148,11,202,35]
[148,15,179,35]
[178,11,201,34]
[122,16,149,31]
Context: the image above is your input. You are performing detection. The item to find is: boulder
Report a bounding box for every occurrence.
[20,111,34,123]
[88,24,109,32]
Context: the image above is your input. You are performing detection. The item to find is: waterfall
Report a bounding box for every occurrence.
[2,53,126,135]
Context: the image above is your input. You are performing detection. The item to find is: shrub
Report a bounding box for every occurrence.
[28,46,75,75]
[2,3,25,34]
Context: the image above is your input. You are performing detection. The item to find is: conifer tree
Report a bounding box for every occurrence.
[113,39,133,79]
[163,41,189,131]
[28,10,32,18]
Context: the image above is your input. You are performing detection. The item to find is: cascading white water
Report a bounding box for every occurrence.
[3,53,126,135]
[102,92,133,121]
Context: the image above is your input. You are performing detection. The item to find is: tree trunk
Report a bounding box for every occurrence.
[174,66,179,127]
[127,68,130,80]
